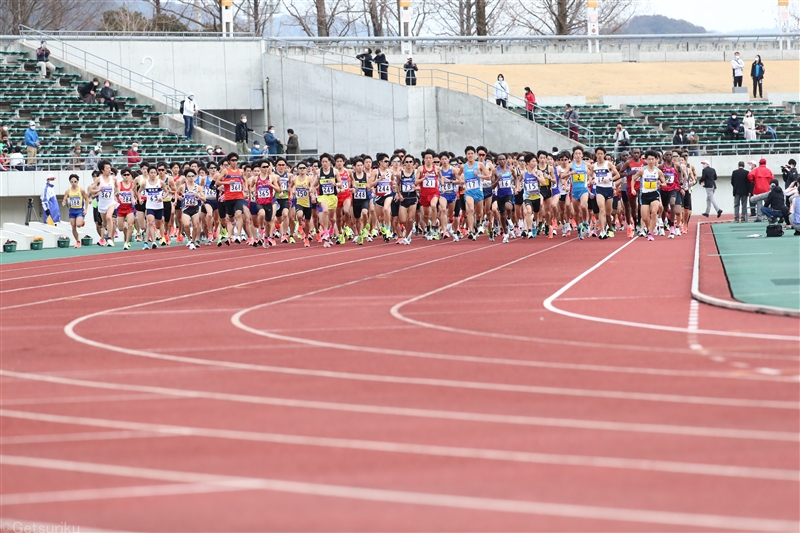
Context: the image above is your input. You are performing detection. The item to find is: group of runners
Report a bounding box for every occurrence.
[61,145,698,249]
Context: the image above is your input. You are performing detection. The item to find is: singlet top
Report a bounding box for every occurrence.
[551,166,561,195]
[375,169,393,197]
[144,179,164,209]
[439,168,455,195]
[96,175,115,211]
[118,180,134,205]
[203,176,217,201]
[464,162,480,192]
[353,172,369,201]
[523,171,541,200]
[255,175,274,205]
[294,175,311,208]
[338,169,350,195]
[571,162,587,189]
[661,164,680,191]
[276,171,290,200]
[627,158,645,192]
[399,170,417,198]
[420,166,438,193]
[66,187,84,210]
[223,169,245,200]
[538,165,552,188]
[640,167,660,193]
[183,182,201,209]
[318,168,337,196]
[594,161,613,189]
[496,168,514,196]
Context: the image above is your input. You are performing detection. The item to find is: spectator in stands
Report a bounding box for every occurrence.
[760,179,790,225]
[756,122,777,140]
[742,109,756,140]
[183,92,198,141]
[213,145,226,162]
[250,141,265,162]
[686,129,700,156]
[264,126,280,154]
[9,149,24,171]
[0,145,8,171]
[85,144,102,172]
[0,129,14,154]
[127,142,141,167]
[356,48,374,78]
[79,78,99,104]
[100,80,119,112]
[70,142,82,170]
[235,114,253,155]
[404,57,418,86]
[699,161,722,218]
[751,55,765,99]
[524,87,536,121]
[726,113,742,139]
[613,123,630,154]
[730,52,744,88]
[563,104,579,141]
[494,74,509,108]
[286,129,300,161]
[374,49,388,81]
[731,161,751,222]
[748,158,774,222]
[24,121,40,168]
[672,128,686,147]
[204,145,215,164]
[36,41,55,79]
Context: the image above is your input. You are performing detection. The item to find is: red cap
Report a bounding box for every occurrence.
[759,158,767,165]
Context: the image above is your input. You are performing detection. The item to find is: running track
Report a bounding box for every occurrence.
[1,219,798,532]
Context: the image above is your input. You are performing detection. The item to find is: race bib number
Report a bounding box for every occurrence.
[148,192,161,202]
[257,187,271,199]
[524,182,538,193]
[423,178,436,188]
[665,174,675,184]
[354,188,367,200]
[573,172,586,183]
[119,191,132,204]
[68,197,81,208]
[465,180,479,190]
[100,189,112,199]
[229,181,243,193]
[184,195,197,207]
[376,183,391,195]
[643,179,657,191]
[440,182,453,193]
[481,179,492,188]
[499,178,512,189]
[295,188,308,199]
[204,187,216,200]
[401,181,415,193]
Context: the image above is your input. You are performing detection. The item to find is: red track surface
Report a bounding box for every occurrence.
[1,218,798,532]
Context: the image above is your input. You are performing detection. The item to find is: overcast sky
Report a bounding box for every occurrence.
[645,0,786,32]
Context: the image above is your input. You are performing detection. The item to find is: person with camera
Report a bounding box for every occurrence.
[612,123,630,155]
[782,159,798,208]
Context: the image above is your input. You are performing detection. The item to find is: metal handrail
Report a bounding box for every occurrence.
[266,38,597,144]
[16,26,237,140]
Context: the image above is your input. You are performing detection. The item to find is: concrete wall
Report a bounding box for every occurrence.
[0,170,96,225]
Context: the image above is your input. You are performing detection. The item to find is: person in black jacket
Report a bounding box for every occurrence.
[761,179,789,224]
[726,113,742,138]
[731,161,751,222]
[78,78,99,104]
[356,48,373,78]
[750,55,765,98]
[100,80,119,112]
[235,114,253,155]
[404,57,418,86]
[374,49,388,81]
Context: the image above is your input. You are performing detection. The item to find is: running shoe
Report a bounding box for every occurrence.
[323,239,331,248]
[403,237,410,245]
[221,228,229,238]
[267,237,276,247]
[75,241,81,249]
[188,242,196,250]
[281,235,289,244]
[98,238,106,246]
[123,242,130,250]
[627,225,634,238]
[607,230,615,238]
[502,233,509,244]
[107,240,115,247]
[489,233,495,242]
[345,226,354,238]
[143,241,150,250]
[675,227,681,237]
[599,231,607,240]
[396,237,404,245]
[452,233,460,242]
[151,241,158,249]
[337,233,346,245]
[647,233,654,241]
[303,237,310,248]
[177,234,184,244]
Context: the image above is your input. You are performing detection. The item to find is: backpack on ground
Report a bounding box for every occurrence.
[766,224,784,237]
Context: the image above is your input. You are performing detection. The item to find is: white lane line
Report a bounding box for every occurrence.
[543,236,800,341]
[0,430,170,445]
[1,483,246,506]
[2,370,796,442]
[2,455,797,532]
[0,394,176,406]
[4,409,796,481]
[233,243,797,382]
[1,243,383,310]
[0,247,238,282]
[688,299,704,352]
[0,246,299,294]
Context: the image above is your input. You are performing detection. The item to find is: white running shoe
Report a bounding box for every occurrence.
[502,233,509,243]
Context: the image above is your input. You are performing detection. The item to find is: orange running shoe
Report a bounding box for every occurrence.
[303,237,310,248]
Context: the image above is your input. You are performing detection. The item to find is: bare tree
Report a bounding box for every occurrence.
[238,0,280,35]
[282,0,361,37]
[427,0,510,36]
[2,0,97,34]
[510,0,636,35]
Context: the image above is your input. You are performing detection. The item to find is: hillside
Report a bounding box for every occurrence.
[621,15,707,34]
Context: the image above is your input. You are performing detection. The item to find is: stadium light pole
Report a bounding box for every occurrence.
[587,0,599,53]
[400,0,411,57]
[778,0,789,50]
[222,0,234,38]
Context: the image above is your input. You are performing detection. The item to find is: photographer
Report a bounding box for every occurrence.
[782,159,798,207]
[612,123,630,155]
